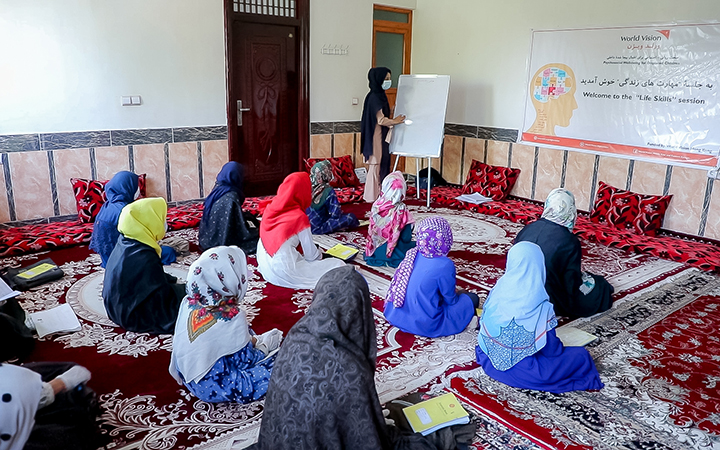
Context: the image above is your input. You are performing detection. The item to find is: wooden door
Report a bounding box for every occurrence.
[225,0,310,196]
[372,5,412,113]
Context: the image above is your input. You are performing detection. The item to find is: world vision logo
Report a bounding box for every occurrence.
[656,29,671,39]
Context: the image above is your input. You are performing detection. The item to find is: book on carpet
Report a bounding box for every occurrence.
[2,258,65,291]
[28,303,82,338]
[325,243,360,261]
[357,219,370,227]
[556,326,597,347]
[402,392,470,436]
[454,192,493,204]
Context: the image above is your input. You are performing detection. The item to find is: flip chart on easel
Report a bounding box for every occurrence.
[390,75,451,158]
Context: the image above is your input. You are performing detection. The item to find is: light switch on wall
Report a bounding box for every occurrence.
[121,96,132,106]
[352,97,359,105]
[130,96,142,105]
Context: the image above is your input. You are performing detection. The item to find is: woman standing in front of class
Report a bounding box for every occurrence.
[360,67,406,202]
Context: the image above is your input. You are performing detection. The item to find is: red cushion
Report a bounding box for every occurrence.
[461,160,520,201]
[589,181,672,236]
[70,174,147,223]
[304,155,361,188]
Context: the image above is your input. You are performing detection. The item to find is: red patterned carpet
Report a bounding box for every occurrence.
[4,202,718,450]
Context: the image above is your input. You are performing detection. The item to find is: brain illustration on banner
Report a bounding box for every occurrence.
[534,67,571,102]
[527,63,578,136]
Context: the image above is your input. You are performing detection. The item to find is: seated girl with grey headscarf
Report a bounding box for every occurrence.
[515,188,613,318]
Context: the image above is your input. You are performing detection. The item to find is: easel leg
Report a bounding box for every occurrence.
[416,158,420,199]
[392,155,399,172]
[427,157,431,208]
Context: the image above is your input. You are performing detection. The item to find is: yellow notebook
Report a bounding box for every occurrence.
[402,393,470,436]
[325,243,359,261]
[17,263,58,279]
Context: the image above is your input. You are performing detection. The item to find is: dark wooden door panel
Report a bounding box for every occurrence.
[225,0,309,197]
[232,23,297,195]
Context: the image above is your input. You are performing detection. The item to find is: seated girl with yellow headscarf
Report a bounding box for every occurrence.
[102,197,185,334]
[305,160,359,234]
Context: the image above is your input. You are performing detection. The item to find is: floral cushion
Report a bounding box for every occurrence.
[304,155,361,188]
[589,181,672,236]
[461,160,520,201]
[70,174,147,223]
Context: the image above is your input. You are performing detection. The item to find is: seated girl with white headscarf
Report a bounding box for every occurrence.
[169,246,282,403]
[384,216,478,338]
[102,198,185,334]
[364,171,415,268]
[515,188,613,318]
[476,241,604,393]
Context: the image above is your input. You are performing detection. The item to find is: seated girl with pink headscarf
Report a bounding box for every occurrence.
[364,171,415,268]
[384,216,478,338]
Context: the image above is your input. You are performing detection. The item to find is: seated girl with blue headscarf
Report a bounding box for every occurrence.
[198,162,260,255]
[89,171,175,267]
[476,241,604,393]
[305,160,359,234]
[169,246,282,403]
[102,198,185,334]
[384,216,478,338]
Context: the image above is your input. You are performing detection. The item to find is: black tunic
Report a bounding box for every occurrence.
[102,236,184,334]
[198,191,259,255]
[515,218,613,318]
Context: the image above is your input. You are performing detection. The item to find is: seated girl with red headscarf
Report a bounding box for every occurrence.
[256,172,345,290]
[364,171,415,268]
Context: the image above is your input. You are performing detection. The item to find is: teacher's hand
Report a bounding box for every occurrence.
[393,115,406,125]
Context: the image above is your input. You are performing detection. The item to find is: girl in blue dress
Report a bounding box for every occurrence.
[384,216,478,338]
[169,246,282,403]
[476,241,604,393]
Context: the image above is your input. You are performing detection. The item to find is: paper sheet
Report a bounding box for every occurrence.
[455,192,493,204]
[29,303,82,338]
[555,326,598,347]
[354,167,368,184]
[0,277,21,302]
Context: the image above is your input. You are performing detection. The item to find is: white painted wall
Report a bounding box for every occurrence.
[0,0,416,134]
[309,0,415,122]
[412,0,720,129]
[0,0,227,134]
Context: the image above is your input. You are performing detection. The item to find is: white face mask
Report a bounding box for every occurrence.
[134,187,141,200]
[381,79,392,90]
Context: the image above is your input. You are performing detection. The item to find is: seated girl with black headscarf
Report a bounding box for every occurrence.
[251,266,436,450]
[384,216,478,338]
[306,160,359,234]
[515,188,613,318]
[169,246,282,403]
[0,362,105,450]
[198,162,260,255]
[256,172,345,290]
[476,241,604,393]
[89,171,175,267]
[365,171,415,268]
[102,197,185,334]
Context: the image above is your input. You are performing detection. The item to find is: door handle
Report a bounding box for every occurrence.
[237,100,251,126]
